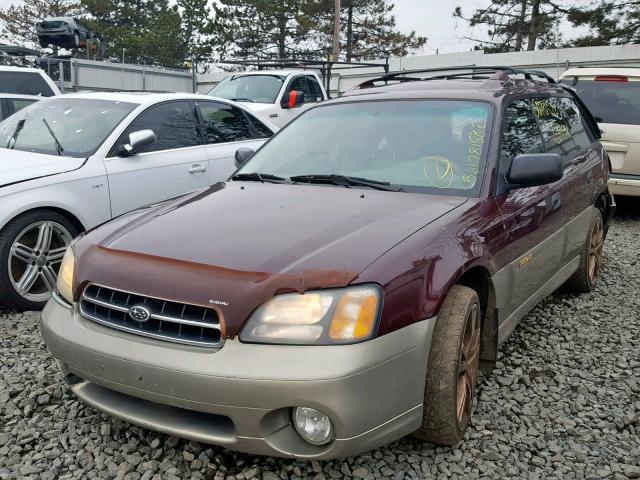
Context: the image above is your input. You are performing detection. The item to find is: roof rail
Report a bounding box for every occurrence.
[356,65,557,89]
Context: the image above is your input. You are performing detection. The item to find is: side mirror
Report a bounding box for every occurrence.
[507,153,563,187]
[281,90,305,109]
[235,148,254,168]
[118,129,157,156]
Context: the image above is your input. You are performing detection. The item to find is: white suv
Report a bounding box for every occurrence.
[560,68,640,196]
[0,65,60,97]
[0,92,276,310]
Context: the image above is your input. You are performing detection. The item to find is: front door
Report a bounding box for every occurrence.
[105,100,209,216]
[493,98,567,326]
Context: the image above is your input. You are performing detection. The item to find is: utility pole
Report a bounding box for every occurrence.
[330,0,340,61]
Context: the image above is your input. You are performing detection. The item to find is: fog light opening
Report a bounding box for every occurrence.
[292,407,334,446]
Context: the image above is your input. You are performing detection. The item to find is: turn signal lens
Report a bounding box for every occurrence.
[328,288,379,340]
[56,247,76,304]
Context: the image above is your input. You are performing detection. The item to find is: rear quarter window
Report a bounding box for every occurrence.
[0,71,55,96]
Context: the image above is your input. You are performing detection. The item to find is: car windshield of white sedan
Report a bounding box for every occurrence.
[238,100,492,195]
[209,74,285,104]
[0,98,137,158]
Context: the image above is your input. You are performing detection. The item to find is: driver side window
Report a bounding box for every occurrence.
[119,101,199,154]
[287,77,312,102]
[500,99,544,178]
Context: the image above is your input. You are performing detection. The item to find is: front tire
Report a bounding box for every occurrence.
[564,208,604,293]
[413,285,481,445]
[0,211,78,311]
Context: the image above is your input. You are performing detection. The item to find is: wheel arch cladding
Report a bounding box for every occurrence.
[455,266,498,370]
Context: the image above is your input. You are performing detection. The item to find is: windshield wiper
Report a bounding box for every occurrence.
[42,118,64,156]
[231,172,287,184]
[7,119,25,149]
[290,174,402,192]
[231,97,255,103]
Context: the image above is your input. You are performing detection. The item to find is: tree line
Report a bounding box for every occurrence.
[0,0,637,69]
[0,0,426,69]
[453,0,640,53]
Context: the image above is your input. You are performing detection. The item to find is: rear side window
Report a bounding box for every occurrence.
[198,101,253,143]
[0,71,55,96]
[501,99,544,173]
[123,101,199,153]
[531,97,578,157]
[556,97,594,150]
[247,115,273,139]
[561,78,640,125]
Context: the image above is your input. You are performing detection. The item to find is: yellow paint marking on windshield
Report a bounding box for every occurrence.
[423,156,454,188]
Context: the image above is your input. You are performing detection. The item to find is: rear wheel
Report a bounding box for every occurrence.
[564,209,604,293]
[413,285,481,445]
[0,211,78,311]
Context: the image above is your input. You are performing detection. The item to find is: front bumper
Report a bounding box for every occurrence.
[41,296,436,459]
[609,174,640,197]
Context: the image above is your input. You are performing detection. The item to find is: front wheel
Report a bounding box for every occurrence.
[0,211,78,311]
[413,285,481,445]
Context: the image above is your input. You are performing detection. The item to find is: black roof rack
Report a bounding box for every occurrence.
[356,65,557,89]
[219,58,389,95]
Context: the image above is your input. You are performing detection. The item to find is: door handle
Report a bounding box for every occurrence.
[189,164,207,174]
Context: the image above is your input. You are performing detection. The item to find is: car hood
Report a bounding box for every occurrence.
[75,182,467,336]
[0,149,85,188]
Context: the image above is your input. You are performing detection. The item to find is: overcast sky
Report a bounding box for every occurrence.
[0,0,578,55]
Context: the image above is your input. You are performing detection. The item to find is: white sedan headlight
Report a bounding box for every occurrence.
[240,285,381,345]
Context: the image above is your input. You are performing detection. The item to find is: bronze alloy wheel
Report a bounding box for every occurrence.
[456,302,481,427]
[588,215,604,284]
[414,285,482,445]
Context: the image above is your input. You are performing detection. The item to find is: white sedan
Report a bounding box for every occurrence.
[0,92,276,310]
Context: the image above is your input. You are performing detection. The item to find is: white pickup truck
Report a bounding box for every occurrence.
[207,70,328,128]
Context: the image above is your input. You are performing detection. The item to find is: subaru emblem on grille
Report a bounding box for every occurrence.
[128,305,151,323]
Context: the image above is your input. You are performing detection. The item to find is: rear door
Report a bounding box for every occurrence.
[195,100,273,183]
[105,100,210,216]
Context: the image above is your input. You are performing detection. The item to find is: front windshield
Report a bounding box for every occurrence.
[0,97,137,158]
[209,74,285,104]
[238,100,492,195]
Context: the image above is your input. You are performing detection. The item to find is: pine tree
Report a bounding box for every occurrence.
[177,0,215,71]
[82,0,187,67]
[453,0,568,52]
[303,0,426,61]
[0,0,85,46]
[568,0,640,46]
[211,0,318,60]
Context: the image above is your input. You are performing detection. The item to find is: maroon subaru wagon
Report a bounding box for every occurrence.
[41,66,614,459]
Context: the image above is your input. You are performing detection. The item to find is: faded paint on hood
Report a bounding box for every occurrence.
[74,182,467,336]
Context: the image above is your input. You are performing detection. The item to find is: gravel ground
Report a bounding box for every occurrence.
[1,201,639,480]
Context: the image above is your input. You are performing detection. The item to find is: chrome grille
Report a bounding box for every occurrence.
[79,284,222,348]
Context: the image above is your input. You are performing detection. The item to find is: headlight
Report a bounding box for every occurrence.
[240,285,381,345]
[56,247,76,304]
